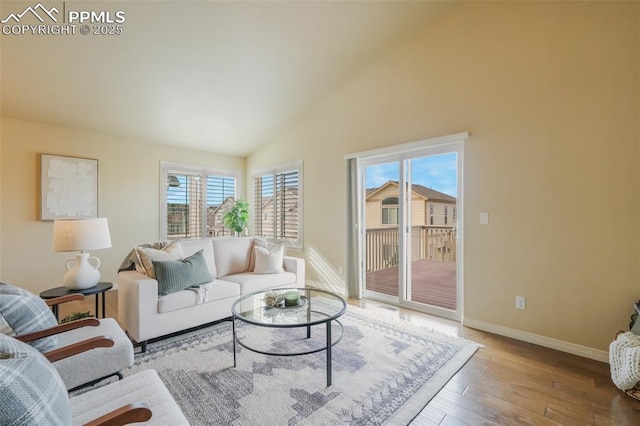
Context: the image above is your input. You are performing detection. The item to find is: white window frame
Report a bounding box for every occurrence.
[160,161,242,240]
[252,160,303,248]
[381,196,399,225]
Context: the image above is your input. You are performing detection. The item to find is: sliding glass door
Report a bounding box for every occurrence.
[360,144,462,320]
[363,161,400,302]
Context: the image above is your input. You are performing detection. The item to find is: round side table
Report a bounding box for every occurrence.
[40,282,113,321]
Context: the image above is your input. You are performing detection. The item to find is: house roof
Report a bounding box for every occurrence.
[366,180,456,203]
[208,196,236,215]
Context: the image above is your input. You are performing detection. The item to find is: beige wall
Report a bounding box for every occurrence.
[0,117,245,294]
[247,2,639,351]
[0,117,3,279]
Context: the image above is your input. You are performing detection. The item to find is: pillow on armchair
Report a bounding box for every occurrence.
[0,283,58,352]
[0,334,72,425]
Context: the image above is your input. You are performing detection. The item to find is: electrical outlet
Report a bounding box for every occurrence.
[515,296,526,310]
[480,212,489,224]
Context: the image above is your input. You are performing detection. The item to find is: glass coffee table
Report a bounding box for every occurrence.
[231,288,346,386]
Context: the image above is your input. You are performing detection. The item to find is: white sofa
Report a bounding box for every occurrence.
[118,237,305,351]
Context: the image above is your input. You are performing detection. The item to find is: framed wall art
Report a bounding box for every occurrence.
[40,154,98,221]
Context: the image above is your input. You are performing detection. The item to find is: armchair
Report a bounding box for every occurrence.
[0,282,134,390]
[0,333,188,425]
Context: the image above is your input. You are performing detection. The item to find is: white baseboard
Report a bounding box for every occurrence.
[463,317,609,364]
[309,281,610,363]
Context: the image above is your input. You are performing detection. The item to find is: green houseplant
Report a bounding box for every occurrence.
[60,311,92,323]
[223,197,250,236]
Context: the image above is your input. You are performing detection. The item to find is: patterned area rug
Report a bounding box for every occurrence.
[126,306,479,425]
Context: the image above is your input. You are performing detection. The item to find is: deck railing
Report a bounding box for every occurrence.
[365,226,456,272]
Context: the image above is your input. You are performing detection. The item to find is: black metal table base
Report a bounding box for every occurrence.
[232,315,344,387]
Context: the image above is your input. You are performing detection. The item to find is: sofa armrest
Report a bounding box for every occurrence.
[117,271,159,343]
[283,256,305,287]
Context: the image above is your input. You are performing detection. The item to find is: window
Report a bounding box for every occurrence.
[453,207,457,222]
[161,162,240,240]
[429,204,434,226]
[253,161,303,248]
[444,206,448,225]
[381,197,399,225]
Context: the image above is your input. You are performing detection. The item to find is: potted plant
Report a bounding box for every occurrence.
[223,197,250,236]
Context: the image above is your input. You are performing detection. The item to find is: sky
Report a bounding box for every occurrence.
[365,152,457,197]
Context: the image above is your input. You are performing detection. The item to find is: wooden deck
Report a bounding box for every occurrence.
[366,259,457,310]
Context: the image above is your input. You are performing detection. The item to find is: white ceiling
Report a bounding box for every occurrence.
[1,1,451,156]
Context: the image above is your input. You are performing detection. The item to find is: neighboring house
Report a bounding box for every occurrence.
[365,181,457,267]
[365,181,456,229]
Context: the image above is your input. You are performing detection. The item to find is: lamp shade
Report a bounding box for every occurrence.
[52,218,112,252]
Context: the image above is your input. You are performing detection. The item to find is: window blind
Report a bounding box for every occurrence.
[162,163,239,240]
[166,172,203,239]
[254,165,301,246]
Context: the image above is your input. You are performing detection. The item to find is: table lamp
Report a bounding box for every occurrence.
[52,218,112,289]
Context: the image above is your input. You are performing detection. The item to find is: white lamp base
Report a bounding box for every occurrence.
[63,252,101,290]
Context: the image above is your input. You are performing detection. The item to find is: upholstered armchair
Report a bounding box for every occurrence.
[0,333,189,425]
[0,282,134,390]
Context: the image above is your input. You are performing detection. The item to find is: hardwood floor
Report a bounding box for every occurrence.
[58,291,640,425]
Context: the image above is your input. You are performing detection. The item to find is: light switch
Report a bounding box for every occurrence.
[480,212,489,224]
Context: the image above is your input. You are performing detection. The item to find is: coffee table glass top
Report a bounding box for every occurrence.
[232,288,346,327]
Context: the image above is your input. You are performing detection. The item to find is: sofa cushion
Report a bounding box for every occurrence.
[134,240,184,279]
[157,280,239,314]
[153,250,213,296]
[0,334,72,426]
[0,283,58,353]
[253,244,285,274]
[220,272,296,294]
[212,238,253,278]
[179,239,217,278]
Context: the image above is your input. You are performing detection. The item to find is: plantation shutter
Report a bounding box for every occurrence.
[253,163,301,246]
[162,162,240,241]
[207,176,237,237]
[166,172,204,239]
[275,170,298,241]
[254,174,274,238]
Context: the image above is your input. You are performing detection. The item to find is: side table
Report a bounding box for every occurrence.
[40,282,113,321]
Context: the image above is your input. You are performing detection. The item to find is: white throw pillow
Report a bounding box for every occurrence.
[248,237,268,272]
[134,240,184,279]
[253,245,285,274]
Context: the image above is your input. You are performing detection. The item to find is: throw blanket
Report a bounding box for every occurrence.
[117,242,168,273]
[609,332,640,390]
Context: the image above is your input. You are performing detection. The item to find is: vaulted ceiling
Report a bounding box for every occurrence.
[1,1,452,156]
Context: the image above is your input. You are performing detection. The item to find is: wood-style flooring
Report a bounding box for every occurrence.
[366,259,457,310]
[58,291,640,425]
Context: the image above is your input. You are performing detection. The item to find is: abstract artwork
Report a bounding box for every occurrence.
[40,154,98,221]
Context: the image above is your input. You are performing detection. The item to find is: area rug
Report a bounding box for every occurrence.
[126,305,479,425]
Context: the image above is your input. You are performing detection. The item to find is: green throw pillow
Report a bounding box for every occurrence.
[0,334,72,425]
[153,249,213,296]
